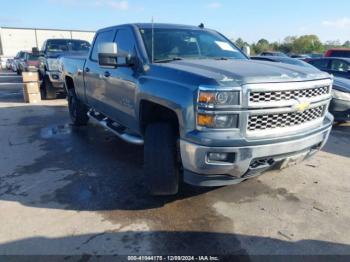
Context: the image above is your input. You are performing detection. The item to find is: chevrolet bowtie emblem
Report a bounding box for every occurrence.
[293,100,310,113]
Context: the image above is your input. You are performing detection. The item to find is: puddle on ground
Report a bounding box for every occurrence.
[40,124,72,139]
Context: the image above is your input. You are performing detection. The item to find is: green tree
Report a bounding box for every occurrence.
[292,35,324,54]
[343,41,350,48]
[234,38,246,49]
[253,39,270,54]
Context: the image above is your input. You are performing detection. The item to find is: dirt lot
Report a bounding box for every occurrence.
[0,70,349,259]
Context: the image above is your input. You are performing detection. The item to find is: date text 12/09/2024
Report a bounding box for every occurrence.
[127,256,220,261]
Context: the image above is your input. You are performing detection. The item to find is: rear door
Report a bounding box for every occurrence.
[329,59,350,79]
[84,29,116,111]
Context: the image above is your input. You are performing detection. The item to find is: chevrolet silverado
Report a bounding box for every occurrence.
[61,23,333,195]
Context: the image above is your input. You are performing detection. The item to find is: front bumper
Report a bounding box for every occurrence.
[180,113,333,186]
[329,98,350,121]
[46,71,64,88]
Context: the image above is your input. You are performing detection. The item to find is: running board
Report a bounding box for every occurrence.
[87,110,144,145]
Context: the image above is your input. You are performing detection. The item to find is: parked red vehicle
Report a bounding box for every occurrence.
[324,48,350,58]
[17,52,40,74]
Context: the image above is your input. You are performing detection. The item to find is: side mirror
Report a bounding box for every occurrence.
[242,45,251,57]
[98,42,135,68]
[98,42,118,67]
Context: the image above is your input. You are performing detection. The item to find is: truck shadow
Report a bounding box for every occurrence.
[0,231,349,258]
[1,104,216,212]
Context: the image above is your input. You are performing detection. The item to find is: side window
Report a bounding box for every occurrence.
[330,60,350,72]
[114,28,136,57]
[310,59,329,70]
[90,30,115,61]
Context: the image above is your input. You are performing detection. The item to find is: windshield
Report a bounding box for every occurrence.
[46,40,91,52]
[139,28,246,62]
[27,54,39,60]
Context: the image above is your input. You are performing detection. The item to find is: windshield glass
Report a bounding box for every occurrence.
[46,40,91,52]
[139,28,246,62]
[27,54,39,60]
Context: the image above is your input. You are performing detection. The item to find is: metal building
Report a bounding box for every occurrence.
[0,27,95,58]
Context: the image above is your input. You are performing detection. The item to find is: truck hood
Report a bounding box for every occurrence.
[46,51,89,59]
[158,59,330,86]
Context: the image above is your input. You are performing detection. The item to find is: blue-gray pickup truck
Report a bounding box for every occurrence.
[61,23,334,195]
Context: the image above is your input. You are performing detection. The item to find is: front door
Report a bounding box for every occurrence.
[84,29,116,114]
[103,28,139,132]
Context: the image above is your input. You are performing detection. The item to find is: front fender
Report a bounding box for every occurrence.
[136,76,197,137]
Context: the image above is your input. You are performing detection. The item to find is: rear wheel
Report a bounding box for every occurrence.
[67,89,89,126]
[40,77,56,100]
[144,122,180,196]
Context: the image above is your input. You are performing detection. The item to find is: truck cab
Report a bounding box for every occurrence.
[62,23,333,196]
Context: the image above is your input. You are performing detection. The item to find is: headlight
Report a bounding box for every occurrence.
[198,90,240,108]
[46,58,60,71]
[332,89,350,101]
[197,113,238,129]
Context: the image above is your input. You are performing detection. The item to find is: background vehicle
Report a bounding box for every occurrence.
[307,57,350,79]
[39,38,91,99]
[13,51,26,75]
[62,23,333,196]
[307,53,323,59]
[289,54,311,60]
[17,52,40,74]
[260,51,288,57]
[0,56,10,69]
[5,59,13,70]
[324,48,350,58]
[251,55,315,68]
[330,77,350,122]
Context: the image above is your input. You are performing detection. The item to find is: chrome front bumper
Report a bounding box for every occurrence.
[180,113,333,186]
[47,71,64,87]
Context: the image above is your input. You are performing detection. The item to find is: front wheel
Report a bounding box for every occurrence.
[144,122,180,196]
[40,77,56,100]
[67,89,89,126]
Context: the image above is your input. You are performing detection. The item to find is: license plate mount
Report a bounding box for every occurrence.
[280,151,309,169]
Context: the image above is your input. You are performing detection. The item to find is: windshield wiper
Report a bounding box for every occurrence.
[153,57,184,63]
[213,57,230,60]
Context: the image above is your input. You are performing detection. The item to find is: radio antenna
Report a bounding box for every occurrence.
[151,16,154,63]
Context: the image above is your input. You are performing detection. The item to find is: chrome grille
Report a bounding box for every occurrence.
[249,86,329,103]
[248,106,325,131]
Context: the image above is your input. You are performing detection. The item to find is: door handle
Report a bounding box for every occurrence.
[85,67,90,72]
[104,71,111,78]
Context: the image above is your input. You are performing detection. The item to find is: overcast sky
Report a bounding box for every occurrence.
[1,0,350,43]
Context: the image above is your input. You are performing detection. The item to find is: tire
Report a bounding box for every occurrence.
[40,77,57,100]
[144,122,180,196]
[67,89,89,126]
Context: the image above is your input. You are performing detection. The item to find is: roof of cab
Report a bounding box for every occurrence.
[98,23,210,32]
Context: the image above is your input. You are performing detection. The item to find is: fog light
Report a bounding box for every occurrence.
[208,153,228,162]
[207,152,236,163]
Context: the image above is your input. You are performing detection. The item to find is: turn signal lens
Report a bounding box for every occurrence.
[197,113,239,128]
[197,114,214,127]
[198,92,216,103]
